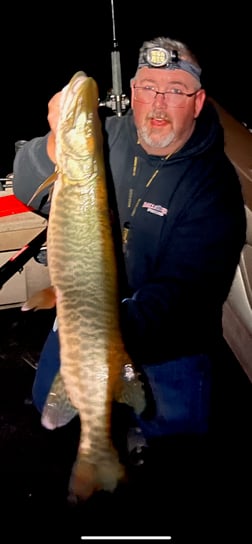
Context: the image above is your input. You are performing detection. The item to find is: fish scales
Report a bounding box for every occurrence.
[41,72,145,501]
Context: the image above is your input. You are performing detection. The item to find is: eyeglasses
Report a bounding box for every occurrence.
[133,85,200,107]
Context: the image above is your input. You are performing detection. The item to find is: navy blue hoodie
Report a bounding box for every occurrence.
[13,100,246,366]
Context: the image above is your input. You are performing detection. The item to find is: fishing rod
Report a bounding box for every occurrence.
[0,0,128,290]
[99,0,130,116]
[0,226,47,290]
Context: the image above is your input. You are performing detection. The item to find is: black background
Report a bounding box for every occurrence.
[0,6,252,539]
[1,1,251,177]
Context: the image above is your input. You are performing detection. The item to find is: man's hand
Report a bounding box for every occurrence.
[21,286,56,311]
[46,91,61,163]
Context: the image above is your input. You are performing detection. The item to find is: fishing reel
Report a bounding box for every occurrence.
[34,244,48,266]
[99,89,130,116]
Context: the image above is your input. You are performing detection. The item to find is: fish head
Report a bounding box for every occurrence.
[56,71,103,183]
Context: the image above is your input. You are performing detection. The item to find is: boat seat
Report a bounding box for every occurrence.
[222,205,252,381]
[228,206,252,331]
[211,96,252,381]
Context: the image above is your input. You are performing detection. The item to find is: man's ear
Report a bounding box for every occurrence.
[130,79,136,109]
[194,89,206,119]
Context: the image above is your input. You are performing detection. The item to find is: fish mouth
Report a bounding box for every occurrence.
[71,71,88,93]
[60,72,99,128]
[60,72,88,118]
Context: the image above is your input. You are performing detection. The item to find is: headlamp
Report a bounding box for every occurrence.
[138,46,201,82]
[145,47,178,68]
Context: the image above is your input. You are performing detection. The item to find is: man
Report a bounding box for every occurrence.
[13,36,246,445]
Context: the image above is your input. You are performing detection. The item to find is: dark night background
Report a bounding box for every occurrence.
[1,1,251,178]
[0,4,252,540]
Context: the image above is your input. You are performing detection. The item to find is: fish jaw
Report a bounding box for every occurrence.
[56,72,103,184]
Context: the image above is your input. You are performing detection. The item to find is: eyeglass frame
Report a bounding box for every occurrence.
[133,85,201,105]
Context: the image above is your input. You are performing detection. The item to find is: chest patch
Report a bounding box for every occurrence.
[142,201,168,217]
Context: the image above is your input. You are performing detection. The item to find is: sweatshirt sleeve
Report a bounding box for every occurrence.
[13,133,55,216]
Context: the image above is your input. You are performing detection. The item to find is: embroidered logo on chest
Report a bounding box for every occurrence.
[142,201,168,216]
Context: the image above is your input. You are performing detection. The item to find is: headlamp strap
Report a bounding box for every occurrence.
[138,46,201,82]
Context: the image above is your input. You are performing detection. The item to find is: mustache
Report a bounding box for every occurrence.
[148,110,170,122]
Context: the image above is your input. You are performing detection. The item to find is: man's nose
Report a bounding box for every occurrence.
[153,91,166,105]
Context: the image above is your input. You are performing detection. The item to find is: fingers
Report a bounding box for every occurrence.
[47,91,62,163]
[47,91,61,135]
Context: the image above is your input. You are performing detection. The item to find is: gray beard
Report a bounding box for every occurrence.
[138,126,176,149]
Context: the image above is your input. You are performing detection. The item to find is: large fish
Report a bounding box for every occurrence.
[28,71,145,501]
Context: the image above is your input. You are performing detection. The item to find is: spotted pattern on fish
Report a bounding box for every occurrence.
[41,72,145,501]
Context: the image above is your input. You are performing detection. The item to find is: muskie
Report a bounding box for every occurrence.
[30,72,145,501]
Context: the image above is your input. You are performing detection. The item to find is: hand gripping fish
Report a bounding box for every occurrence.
[28,71,146,501]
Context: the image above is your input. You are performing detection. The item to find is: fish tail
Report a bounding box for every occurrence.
[68,448,126,501]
